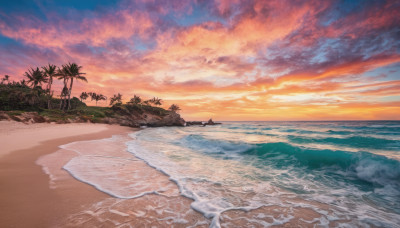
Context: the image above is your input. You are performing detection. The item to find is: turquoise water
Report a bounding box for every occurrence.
[127,121,400,227]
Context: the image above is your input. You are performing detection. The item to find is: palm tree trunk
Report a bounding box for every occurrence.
[60,78,68,111]
[59,95,63,109]
[67,78,74,110]
[60,79,64,110]
[47,77,52,109]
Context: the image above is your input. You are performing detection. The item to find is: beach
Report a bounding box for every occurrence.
[0,121,207,227]
[0,121,132,227]
[1,120,400,227]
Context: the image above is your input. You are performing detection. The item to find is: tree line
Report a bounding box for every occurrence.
[80,91,181,112]
[17,63,87,111]
[1,63,181,113]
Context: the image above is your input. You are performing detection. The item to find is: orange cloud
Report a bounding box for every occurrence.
[1,0,399,121]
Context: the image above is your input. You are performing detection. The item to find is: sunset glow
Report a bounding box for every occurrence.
[1,0,399,120]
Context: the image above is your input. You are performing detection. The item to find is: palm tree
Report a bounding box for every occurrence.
[89,92,107,106]
[24,67,48,88]
[42,64,57,109]
[65,63,87,110]
[80,92,89,102]
[128,94,142,105]
[149,97,162,106]
[56,66,70,110]
[168,104,181,112]
[20,79,27,87]
[1,75,10,84]
[110,93,122,106]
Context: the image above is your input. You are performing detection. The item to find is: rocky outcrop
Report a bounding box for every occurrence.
[0,111,49,124]
[186,121,203,126]
[204,118,221,125]
[187,118,222,126]
[0,111,11,121]
[104,111,185,128]
[147,112,185,127]
[0,109,186,128]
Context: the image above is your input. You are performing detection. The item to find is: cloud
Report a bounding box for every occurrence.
[0,0,399,120]
[0,9,153,47]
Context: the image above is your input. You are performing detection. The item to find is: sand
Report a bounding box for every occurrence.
[0,121,207,228]
[0,121,132,227]
[0,121,112,158]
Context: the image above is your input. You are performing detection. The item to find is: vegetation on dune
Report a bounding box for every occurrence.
[0,64,183,126]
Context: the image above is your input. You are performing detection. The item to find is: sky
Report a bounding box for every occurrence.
[0,0,399,121]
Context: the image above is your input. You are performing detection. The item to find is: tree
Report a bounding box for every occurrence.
[24,67,48,88]
[1,75,10,84]
[153,97,162,106]
[11,87,40,106]
[20,79,27,86]
[89,92,106,106]
[56,66,70,110]
[80,92,89,102]
[128,94,141,105]
[42,64,57,109]
[168,104,181,112]
[65,63,87,110]
[23,89,40,106]
[147,97,162,106]
[109,93,122,106]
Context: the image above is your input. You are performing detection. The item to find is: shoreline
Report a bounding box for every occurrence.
[2,120,394,227]
[0,121,133,227]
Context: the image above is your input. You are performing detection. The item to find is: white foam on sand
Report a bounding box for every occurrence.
[37,133,209,227]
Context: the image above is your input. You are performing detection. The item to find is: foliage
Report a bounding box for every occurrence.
[146,97,162,106]
[57,63,87,110]
[1,63,182,125]
[140,104,169,116]
[110,93,123,106]
[88,92,107,106]
[80,92,89,102]
[168,104,181,112]
[0,81,46,111]
[1,75,10,84]
[24,67,48,88]
[42,64,57,109]
[127,94,141,105]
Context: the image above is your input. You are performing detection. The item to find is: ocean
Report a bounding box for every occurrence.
[39,121,400,227]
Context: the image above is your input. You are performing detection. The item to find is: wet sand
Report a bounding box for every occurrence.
[0,121,132,227]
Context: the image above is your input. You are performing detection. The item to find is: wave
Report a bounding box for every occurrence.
[132,125,400,226]
[179,134,254,155]
[178,134,400,190]
[287,135,399,150]
[242,142,400,190]
[326,130,354,135]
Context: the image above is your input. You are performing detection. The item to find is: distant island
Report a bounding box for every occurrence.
[0,63,188,127]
